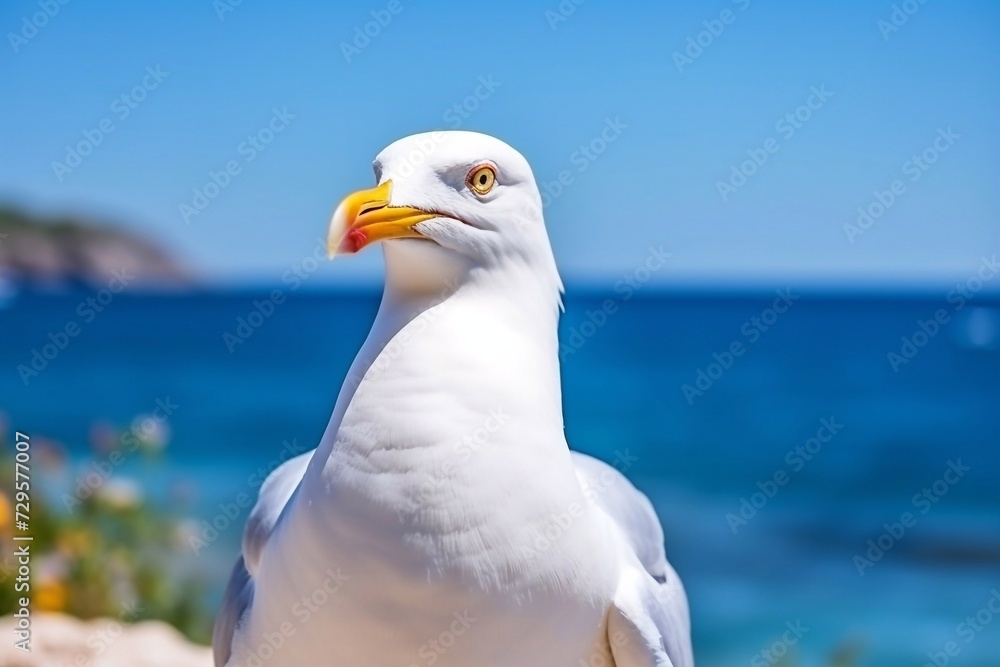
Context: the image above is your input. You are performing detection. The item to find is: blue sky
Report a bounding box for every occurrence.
[2,0,998,288]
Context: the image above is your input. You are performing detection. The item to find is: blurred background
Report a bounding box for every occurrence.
[1,1,998,665]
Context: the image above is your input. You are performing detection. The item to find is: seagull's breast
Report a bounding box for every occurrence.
[301,293,617,596]
[235,292,620,665]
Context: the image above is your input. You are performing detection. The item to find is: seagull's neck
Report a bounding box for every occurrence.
[312,256,565,475]
[284,252,594,581]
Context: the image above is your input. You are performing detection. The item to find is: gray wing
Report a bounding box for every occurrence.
[571,452,693,667]
[212,451,313,667]
[212,556,253,667]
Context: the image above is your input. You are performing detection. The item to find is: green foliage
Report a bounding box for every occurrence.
[0,430,212,644]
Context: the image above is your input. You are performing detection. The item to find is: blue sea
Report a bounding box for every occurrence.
[2,289,999,666]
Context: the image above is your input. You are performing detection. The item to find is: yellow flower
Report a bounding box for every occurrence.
[36,580,68,612]
[58,528,94,555]
[0,491,10,533]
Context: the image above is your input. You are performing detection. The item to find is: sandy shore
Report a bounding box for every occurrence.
[0,613,212,667]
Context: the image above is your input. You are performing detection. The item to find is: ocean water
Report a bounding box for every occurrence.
[2,289,999,666]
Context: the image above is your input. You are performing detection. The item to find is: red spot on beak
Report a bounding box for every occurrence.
[346,228,367,253]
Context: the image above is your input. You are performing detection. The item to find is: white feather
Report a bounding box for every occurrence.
[213,132,692,666]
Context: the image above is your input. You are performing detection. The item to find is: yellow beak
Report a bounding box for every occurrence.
[327,180,437,257]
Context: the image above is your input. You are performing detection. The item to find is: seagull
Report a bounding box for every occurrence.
[213,131,693,667]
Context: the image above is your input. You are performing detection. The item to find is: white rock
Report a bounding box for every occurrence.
[0,613,212,667]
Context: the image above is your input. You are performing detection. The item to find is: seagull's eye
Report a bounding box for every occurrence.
[466,165,496,196]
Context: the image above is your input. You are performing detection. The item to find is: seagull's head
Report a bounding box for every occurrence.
[328,131,562,300]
